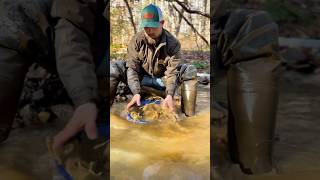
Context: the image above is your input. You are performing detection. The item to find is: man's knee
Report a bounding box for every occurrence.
[234,9,279,46]
[178,64,197,82]
[179,64,198,117]
[110,60,127,80]
[217,9,280,64]
[0,47,30,142]
[0,80,24,143]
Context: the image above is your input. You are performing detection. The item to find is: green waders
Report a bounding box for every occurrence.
[212,8,281,174]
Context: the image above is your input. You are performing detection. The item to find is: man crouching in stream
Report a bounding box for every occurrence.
[110,4,198,117]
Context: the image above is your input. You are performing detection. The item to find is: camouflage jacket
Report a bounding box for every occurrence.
[0,0,108,107]
[126,29,181,96]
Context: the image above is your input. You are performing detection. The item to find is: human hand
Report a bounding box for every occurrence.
[53,102,98,149]
[162,95,175,112]
[126,94,141,109]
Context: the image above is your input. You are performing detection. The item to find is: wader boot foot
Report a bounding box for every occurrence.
[181,79,197,117]
[227,58,280,174]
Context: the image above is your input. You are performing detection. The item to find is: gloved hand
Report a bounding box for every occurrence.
[53,102,98,149]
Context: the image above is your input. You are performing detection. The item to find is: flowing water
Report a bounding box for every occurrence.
[2,69,320,180]
[110,86,210,180]
[0,126,59,180]
[0,85,210,180]
[212,71,320,180]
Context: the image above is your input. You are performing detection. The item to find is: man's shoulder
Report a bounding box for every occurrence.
[164,29,180,48]
[164,29,180,47]
[130,31,146,44]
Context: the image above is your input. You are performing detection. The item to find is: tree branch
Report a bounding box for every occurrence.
[172,4,209,46]
[123,0,137,34]
[167,0,210,18]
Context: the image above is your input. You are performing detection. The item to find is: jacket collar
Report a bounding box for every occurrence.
[144,29,167,46]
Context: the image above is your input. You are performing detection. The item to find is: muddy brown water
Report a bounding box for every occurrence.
[213,70,320,180]
[2,69,320,180]
[0,126,62,180]
[0,105,74,180]
[110,112,210,180]
[0,86,210,179]
[110,86,210,180]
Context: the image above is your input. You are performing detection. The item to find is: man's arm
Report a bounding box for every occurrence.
[126,36,142,96]
[51,0,97,107]
[164,41,181,96]
[54,18,98,107]
[161,40,181,111]
[51,0,98,148]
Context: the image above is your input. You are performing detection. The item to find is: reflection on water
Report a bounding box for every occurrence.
[0,127,58,180]
[0,166,34,180]
[110,110,210,180]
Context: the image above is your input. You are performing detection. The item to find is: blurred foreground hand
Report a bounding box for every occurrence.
[53,102,98,149]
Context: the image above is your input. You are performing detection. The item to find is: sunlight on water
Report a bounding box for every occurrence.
[0,166,34,180]
[110,110,210,180]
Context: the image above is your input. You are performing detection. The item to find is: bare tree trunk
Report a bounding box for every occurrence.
[188,10,193,35]
[175,9,184,37]
[174,0,187,37]
[172,4,209,46]
[201,0,208,35]
[123,0,137,34]
[168,2,176,33]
